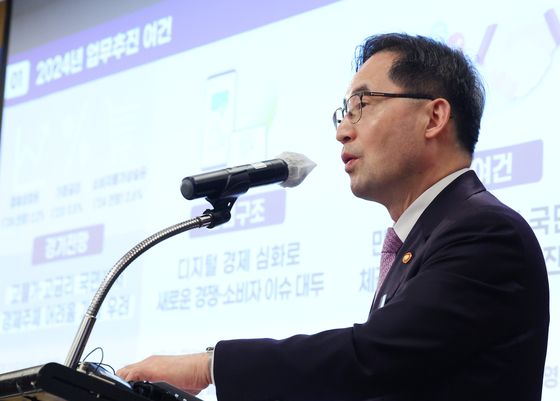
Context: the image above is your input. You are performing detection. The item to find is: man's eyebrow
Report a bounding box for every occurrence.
[352,84,370,94]
[344,84,370,103]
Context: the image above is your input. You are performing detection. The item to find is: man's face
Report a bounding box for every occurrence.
[336,51,429,206]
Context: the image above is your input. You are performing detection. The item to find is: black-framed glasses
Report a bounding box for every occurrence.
[333,91,435,130]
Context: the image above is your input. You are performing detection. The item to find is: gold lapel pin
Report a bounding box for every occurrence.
[402,252,412,263]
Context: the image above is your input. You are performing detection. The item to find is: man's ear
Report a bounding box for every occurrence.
[425,98,452,139]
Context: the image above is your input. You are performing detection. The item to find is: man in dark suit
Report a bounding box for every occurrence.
[117,33,550,400]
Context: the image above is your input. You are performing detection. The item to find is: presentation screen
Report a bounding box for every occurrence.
[0,1,558,399]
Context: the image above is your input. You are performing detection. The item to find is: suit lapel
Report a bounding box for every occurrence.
[371,171,486,311]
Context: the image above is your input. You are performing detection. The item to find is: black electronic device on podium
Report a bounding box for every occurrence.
[0,362,202,401]
[0,153,316,401]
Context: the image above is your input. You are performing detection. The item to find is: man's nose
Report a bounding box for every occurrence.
[335,117,356,144]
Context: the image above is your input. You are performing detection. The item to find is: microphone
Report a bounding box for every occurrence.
[181,151,316,200]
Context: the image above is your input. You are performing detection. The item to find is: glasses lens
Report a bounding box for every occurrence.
[333,108,344,129]
[334,94,362,129]
[346,94,361,123]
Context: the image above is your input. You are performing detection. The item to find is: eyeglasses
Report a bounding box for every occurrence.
[333,91,435,130]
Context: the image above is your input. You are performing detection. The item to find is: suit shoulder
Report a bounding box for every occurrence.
[433,190,544,266]
[462,190,534,234]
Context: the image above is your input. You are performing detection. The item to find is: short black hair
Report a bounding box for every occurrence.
[355,33,485,155]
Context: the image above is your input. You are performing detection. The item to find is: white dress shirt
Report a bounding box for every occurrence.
[393,168,470,242]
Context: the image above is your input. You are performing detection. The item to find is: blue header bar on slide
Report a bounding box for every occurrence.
[4,0,339,107]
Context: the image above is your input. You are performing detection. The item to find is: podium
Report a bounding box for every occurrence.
[0,362,150,401]
[0,362,202,401]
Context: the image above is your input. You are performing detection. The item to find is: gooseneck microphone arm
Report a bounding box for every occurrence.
[64,213,214,369]
[64,152,316,369]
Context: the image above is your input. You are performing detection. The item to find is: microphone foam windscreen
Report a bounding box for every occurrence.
[276,151,317,188]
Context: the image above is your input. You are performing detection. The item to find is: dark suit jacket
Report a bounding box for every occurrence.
[214,171,550,401]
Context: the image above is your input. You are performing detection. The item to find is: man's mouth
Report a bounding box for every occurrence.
[341,152,357,165]
[341,152,358,172]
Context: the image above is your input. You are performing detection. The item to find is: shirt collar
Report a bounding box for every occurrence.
[393,168,469,242]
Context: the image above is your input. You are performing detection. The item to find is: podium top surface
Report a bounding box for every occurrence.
[0,363,144,401]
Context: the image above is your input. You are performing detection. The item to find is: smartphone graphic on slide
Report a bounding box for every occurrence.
[201,70,237,171]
